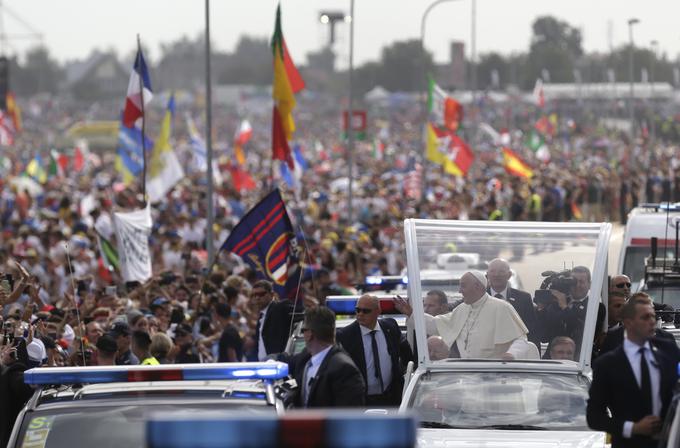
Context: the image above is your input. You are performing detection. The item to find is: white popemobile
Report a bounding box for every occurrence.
[395,219,612,447]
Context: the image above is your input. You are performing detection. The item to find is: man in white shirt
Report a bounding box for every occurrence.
[337,295,407,406]
[396,270,529,360]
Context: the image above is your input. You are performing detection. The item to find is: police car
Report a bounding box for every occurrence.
[399,219,611,447]
[8,362,290,447]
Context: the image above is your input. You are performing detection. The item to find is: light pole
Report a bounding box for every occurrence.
[205,0,215,267]
[628,18,639,138]
[347,0,355,225]
[650,39,658,142]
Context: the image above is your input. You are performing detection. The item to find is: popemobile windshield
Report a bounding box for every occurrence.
[403,219,611,370]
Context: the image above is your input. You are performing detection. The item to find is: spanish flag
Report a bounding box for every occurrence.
[502,147,533,178]
[271,4,304,169]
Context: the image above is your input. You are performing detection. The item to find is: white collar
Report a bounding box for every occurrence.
[310,345,333,367]
[466,293,489,309]
[623,334,652,356]
[490,286,508,298]
[360,322,382,336]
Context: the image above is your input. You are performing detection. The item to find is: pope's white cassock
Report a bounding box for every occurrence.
[413,293,530,359]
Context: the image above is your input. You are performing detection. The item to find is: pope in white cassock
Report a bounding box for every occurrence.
[395,270,530,360]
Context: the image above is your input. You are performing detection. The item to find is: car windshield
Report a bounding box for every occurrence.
[410,371,590,431]
[641,286,680,308]
[17,402,274,448]
[624,246,676,284]
[407,220,607,363]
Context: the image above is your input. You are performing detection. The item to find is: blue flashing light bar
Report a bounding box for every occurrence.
[146,411,418,448]
[23,362,289,386]
[364,275,407,285]
[326,296,402,315]
[326,297,359,314]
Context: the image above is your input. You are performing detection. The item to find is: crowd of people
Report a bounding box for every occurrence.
[0,91,679,445]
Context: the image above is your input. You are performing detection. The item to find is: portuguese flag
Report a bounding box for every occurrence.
[271,4,305,170]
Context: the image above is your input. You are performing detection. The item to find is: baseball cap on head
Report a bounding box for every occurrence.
[108,321,131,337]
[151,297,170,309]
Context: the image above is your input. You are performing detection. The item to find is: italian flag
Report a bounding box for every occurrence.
[427,76,463,131]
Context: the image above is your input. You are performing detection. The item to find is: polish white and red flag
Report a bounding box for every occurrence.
[122,48,153,128]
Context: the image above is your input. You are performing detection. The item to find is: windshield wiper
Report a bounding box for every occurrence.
[477,424,548,430]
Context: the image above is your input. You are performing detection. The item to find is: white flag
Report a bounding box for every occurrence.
[114,206,152,282]
[147,150,184,203]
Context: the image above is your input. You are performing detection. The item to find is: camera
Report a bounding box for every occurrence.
[534,270,577,306]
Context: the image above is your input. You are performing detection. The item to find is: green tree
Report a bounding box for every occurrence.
[476,52,509,89]
[20,46,62,94]
[376,39,434,92]
[219,36,272,85]
[524,16,583,88]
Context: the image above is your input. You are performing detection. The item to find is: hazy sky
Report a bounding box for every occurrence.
[4,0,679,66]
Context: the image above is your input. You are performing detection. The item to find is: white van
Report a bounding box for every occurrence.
[617,203,680,288]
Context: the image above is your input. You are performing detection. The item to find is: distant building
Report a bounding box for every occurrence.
[63,51,127,101]
[435,41,466,90]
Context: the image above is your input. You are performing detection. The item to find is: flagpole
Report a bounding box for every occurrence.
[347,0,355,225]
[137,35,147,205]
[205,0,215,267]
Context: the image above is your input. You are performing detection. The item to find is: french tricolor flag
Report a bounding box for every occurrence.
[122,48,153,128]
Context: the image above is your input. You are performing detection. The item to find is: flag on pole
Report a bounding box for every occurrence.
[0,111,14,146]
[525,130,544,152]
[186,114,222,185]
[233,119,252,166]
[226,161,256,192]
[502,147,533,178]
[73,143,86,172]
[122,48,153,128]
[427,76,463,131]
[96,230,120,272]
[426,123,474,177]
[532,78,545,108]
[220,189,300,299]
[113,206,152,283]
[147,95,184,203]
[47,150,65,178]
[6,92,21,133]
[271,4,305,169]
[116,119,153,185]
[25,155,47,184]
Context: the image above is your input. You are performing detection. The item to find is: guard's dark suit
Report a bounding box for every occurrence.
[288,346,366,408]
[587,339,678,448]
[490,288,539,347]
[336,318,407,406]
[599,326,677,357]
[256,299,302,357]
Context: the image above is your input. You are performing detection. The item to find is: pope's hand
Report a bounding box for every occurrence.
[394,295,413,317]
[501,352,515,361]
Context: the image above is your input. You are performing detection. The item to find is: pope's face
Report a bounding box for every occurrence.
[460,274,485,304]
